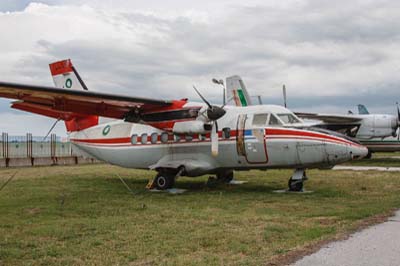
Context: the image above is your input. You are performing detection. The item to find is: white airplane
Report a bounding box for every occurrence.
[0,59,368,192]
[346,105,400,156]
[225,77,400,157]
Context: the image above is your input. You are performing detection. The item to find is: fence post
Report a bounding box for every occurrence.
[2,133,9,167]
[51,133,57,164]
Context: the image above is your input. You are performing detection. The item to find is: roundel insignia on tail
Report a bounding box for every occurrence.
[65,78,72,88]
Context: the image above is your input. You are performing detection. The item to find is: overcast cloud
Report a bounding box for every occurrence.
[0,0,399,136]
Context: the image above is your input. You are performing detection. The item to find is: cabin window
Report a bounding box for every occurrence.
[268,114,282,126]
[151,133,158,144]
[199,134,206,141]
[161,132,169,143]
[253,114,269,126]
[141,133,148,144]
[277,113,301,124]
[131,134,138,144]
[185,135,193,142]
[223,127,231,139]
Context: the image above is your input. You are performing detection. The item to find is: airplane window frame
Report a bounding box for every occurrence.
[222,127,231,139]
[199,134,206,141]
[161,132,169,143]
[131,134,138,144]
[268,114,282,126]
[141,133,148,144]
[252,113,270,126]
[277,113,301,124]
[151,133,158,144]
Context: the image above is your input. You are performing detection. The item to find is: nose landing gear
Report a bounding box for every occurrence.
[288,169,308,192]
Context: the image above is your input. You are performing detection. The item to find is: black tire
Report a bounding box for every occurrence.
[288,178,303,192]
[217,170,234,183]
[154,173,175,190]
[365,150,372,159]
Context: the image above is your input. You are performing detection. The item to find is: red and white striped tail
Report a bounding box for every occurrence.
[49,59,97,132]
[49,59,88,90]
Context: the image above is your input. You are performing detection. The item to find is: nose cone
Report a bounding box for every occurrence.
[349,144,369,160]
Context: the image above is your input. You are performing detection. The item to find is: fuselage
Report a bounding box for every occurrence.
[69,103,368,176]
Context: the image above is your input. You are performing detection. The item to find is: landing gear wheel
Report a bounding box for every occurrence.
[154,173,175,190]
[288,178,303,192]
[365,150,372,159]
[217,170,234,183]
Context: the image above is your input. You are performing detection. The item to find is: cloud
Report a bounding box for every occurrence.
[0,1,400,135]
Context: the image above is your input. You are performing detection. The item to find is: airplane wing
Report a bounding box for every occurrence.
[0,81,174,120]
[295,112,363,124]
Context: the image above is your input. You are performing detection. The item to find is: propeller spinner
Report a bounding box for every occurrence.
[193,86,226,156]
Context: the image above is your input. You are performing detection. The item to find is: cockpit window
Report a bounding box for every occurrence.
[253,114,269,126]
[268,114,282,126]
[277,113,301,124]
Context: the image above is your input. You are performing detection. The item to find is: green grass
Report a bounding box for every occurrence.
[1,164,400,265]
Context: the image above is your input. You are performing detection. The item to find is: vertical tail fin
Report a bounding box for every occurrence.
[49,59,89,90]
[357,104,370,115]
[226,75,252,107]
[49,59,97,132]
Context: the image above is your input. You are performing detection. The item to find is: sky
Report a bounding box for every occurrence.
[0,0,399,136]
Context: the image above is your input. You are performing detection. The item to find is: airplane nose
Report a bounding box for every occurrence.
[349,144,369,160]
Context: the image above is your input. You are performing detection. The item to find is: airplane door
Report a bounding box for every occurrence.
[237,114,268,164]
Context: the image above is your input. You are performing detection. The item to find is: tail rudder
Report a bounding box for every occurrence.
[48,59,97,132]
[357,104,370,115]
[226,75,252,107]
[49,59,88,90]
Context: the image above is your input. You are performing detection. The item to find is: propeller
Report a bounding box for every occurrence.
[397,102,400,140]
[283,84,287,108]
[193,86,226,156]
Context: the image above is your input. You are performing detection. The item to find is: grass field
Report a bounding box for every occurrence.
[1,159,400,265]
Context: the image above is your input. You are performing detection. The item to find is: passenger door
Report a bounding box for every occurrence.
[237,114,268,164]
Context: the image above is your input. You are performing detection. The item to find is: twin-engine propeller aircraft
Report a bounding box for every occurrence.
[0,59,368,191]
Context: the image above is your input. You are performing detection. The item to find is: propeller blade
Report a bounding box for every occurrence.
[283,85,287,108]
[397,102,400,122]
[211,122,218,157]
[193,85,212,109]
[397,102,400,140]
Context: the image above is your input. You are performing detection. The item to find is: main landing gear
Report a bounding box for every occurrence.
[216,170,234,183]
[149,168,184,190]
[288,169,308,192]
[153,172,175,190]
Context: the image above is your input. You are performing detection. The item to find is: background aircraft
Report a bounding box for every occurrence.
[346,104,400,156]
[0,59,367,192]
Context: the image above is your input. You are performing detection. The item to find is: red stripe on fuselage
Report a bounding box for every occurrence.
[70,127,360,147]
[265,128,360,147]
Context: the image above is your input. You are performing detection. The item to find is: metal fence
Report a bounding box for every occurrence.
[1,133,73,159]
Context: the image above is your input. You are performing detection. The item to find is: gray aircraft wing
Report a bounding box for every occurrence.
[295,112,363,124]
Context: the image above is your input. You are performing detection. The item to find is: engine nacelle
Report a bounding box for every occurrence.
[356,114,398,139]
[172,121,209,134]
